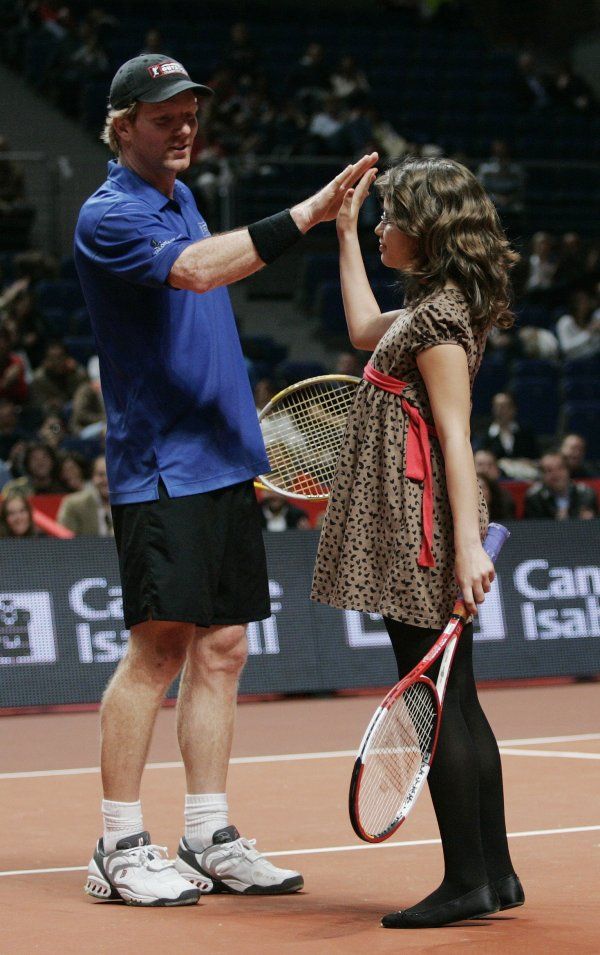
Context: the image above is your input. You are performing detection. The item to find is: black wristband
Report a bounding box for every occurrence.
[247,210,303,265]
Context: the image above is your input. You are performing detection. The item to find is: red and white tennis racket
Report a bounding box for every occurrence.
[348,522,510,843]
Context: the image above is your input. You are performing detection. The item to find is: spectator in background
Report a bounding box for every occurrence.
[554,232,586,295]
[365,106,408,161]
[517,325,559,361]
[0,489,40,538]
[477,474,514,523]
[286,42,330,109]
[258,490,310,531]
[2,442,66,496]
[0,400,26,461]
[57,454,113,536]
[335,350,365,377]
[473,449,515,516]
[0,325,28,405]
[477,140,525,216]
[330,55,371,102]
[550,63,597,115]
[308,96,344,154]
[525,231,557,299]
[555,287,600,359]
[514,52,549,111]
[30,341,87,414]
[59,450,90,492]
[71,356,105,434]
[223,22,261,83]
[140,28,166,56]
[477,392,540,477]
[560,433,595,479]
[38,412,68,451]
[524,452,597,520]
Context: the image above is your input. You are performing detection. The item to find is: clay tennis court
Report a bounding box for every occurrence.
[2,681,599,954]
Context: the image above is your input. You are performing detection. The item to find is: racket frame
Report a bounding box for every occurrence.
[348,604,467,843]
[257,374,361,501]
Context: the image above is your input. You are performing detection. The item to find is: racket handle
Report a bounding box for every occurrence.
[482,522,510,563]
[451,523,510,619]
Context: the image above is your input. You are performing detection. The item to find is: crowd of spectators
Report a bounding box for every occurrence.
[0,246,110,536]
[0,5,598,536]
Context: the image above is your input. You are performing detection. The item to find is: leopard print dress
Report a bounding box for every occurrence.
[311,288,489,630]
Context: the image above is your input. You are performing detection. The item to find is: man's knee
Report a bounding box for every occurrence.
[190,625,248,679]
[121,620,194,686]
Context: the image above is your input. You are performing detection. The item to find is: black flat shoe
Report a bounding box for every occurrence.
[493,873,525,910]
[381,883,500,929]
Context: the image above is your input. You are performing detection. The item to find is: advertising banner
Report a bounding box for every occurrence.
[0,522,598,710]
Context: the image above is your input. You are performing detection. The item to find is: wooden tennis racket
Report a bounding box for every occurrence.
[349,522,510,843]
[257,374,360,501]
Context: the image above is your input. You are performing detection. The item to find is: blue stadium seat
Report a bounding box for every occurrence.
[63,336,97,365]
[563,401,600,458]
[514,304,553,328]
[240,336,288,365]
[471,356,508,416]
[278,361,327,383]
[36,280,85,314]
[511,377,560,435]
[315,281,347,338]
[59,257,79,281]
[71,308,93,335]
[511,359,560,380]
[40,307,71,338]
[563,356,600,379]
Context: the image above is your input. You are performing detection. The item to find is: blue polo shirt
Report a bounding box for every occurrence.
[74,161,269,505]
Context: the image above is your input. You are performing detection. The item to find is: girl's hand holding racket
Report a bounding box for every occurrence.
[348,523,510,844]
[454,541,495,617]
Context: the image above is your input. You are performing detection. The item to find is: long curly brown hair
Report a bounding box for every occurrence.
[375,157,519,329]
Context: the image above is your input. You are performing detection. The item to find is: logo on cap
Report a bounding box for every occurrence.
[147,61,188,80]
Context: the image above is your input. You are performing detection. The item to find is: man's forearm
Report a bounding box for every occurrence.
[168,228,266,293]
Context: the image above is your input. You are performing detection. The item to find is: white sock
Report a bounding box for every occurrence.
[102,799,144,853]
[184,793,229,850]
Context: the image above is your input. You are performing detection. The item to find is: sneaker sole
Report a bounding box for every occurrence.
[85,878,200,907]
[175,858,303,896]
[85,865,200,907]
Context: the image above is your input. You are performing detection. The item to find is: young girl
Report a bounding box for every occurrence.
[311,157,524,929]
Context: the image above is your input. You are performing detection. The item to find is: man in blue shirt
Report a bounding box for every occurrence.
[76,53,377,907]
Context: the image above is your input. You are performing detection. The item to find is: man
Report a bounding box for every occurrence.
[479,392,539,477]
[0,326,28,405]
[57,455,113,536]
[473,449,515,518]
[259,490,310,531]
[524,452,597,520]
[74,52,377,907]
[30,341,87,413]
[560,433,594,480]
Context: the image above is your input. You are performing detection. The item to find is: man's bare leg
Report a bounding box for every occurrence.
[101,620,194,800]
[176,624,247,793]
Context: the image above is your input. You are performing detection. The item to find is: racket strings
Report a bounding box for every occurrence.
[260,380,358,497]
[358,682,437,838]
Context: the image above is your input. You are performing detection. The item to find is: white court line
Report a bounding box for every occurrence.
[500,748,600,761]
[1,824,599,878]
[2,733,600,781]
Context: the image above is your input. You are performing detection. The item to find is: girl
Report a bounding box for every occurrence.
[311,157,523,928]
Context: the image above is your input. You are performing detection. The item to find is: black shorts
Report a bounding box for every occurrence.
[112,479,271,630]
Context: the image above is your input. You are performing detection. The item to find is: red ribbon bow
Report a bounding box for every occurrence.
[363,361,437,568]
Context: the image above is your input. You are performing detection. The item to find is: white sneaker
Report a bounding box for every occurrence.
[85,830,210,906]
[174,825,304,895]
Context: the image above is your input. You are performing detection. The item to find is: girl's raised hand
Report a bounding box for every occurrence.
[336,167,378,237]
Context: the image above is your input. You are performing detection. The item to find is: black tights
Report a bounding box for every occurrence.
[384,617,515,909]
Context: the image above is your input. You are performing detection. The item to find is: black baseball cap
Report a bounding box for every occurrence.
[109,54,213,109]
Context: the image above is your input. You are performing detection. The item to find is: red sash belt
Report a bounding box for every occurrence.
[363,361,437,568]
